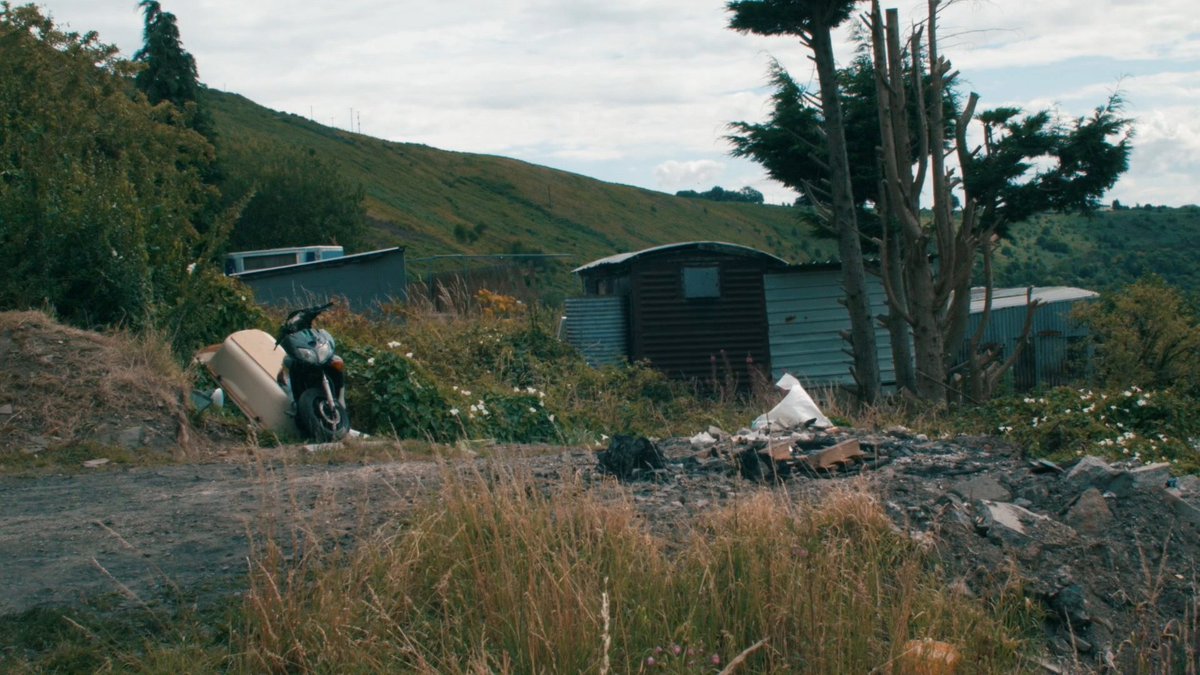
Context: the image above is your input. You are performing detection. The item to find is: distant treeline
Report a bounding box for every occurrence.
[675,186,764,204]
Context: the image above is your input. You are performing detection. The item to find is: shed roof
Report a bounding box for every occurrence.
[231,247,405,280]
[573,241,788,274]
[969,286,1098,313]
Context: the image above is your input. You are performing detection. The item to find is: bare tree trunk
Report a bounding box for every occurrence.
[811,25,881,404]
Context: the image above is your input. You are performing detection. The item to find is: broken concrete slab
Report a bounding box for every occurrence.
[1107,462,1172,498]
[975,500,1078,550]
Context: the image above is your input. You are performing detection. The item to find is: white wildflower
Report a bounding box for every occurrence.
[367,357,376,366]
[449,408,459,416]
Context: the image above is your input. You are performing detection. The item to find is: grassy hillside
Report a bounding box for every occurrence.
[206,88,1200,299]
[992,205,1200,294]
[204,89,834,268]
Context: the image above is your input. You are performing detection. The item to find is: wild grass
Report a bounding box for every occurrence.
[233,468,1036,673]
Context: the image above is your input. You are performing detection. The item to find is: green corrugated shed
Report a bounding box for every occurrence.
[962,286,1097,389]
[764,266,897,387]
[561,296,628,367]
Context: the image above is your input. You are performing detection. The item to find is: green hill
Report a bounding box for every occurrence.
[205,89,832,268]
[206,88,1200,299]
[991,205,1200,295]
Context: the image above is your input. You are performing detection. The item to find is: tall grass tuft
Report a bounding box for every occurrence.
[237,470,1034,673]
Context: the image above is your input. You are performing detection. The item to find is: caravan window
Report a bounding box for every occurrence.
[241,252,298,271]
[682,266,720,299]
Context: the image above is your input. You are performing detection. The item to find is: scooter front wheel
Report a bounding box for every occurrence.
[298,387,349,441]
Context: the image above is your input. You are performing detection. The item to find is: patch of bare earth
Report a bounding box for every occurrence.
[0,311,193,458]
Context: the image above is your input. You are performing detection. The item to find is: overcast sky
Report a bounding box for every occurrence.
[37,0,1200,207]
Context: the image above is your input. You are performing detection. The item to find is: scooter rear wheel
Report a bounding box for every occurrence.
[298,388,349,442]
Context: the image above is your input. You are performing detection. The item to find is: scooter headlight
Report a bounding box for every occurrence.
[315,341,333,362]
[295,346,318,363]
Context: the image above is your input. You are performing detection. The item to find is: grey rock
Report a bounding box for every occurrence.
[1066,456,1118,489]
[0,403,13,415]
[116,426,146,449]
[1065,488,1113,535]
[1172,474,1200,498]
[951,475,1011,502]
[1160,490,1200,531]
[1107,462,1172,497]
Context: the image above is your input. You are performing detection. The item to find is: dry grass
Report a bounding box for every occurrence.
[234,468,1036,673]
[0,310,193,464]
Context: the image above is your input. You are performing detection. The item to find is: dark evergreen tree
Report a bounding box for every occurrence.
[133,0,214,139]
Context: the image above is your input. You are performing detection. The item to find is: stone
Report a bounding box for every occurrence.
[950,475,1011,502]
[1172,475,1200,498]
[1160,490,1200,532]
[116,426,146,449]
[1065,488,1113,535]
[0,403,12,415]
[1107,462,1172,497]
[1066,456,1118,489]
[82,458,110,468]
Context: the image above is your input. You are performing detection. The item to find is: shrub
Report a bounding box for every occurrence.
[1076,277,1200,392]
[973,386,1200,472]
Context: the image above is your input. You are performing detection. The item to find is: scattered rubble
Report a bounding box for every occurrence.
[594,427,1200,670]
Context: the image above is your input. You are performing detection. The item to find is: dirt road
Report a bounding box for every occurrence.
[0,458,444,616]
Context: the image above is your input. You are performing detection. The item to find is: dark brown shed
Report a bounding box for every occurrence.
[572,242,788,388]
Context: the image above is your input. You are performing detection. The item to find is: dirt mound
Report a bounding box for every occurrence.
[0,311,192,457]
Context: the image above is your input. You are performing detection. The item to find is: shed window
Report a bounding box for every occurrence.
[682,266,720,299]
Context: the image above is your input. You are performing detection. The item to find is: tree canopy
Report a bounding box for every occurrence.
[219,140,368,252]
[0,4,209,327]
[675,185,765,204]
[133,0,214,139]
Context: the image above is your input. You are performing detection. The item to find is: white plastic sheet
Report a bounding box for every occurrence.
[751,373,832,431]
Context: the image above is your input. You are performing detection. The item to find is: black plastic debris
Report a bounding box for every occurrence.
[598,435,666,481]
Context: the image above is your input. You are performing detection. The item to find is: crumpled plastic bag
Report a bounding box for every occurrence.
[751,373,832,431]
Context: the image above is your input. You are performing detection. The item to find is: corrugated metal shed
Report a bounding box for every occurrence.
[764,265,897,387]
[561,297,627,367]
[234,247,407,312]
[569,242,788,388]
[963,286,1098,389]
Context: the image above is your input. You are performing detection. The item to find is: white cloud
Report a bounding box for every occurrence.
[33,0,1200,209]
[653,160,726,191]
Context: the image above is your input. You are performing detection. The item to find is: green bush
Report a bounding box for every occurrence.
[976,386,1200,472]
[1076,277,1200,392]
[157,266,270,357]
[342,345,460,442]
